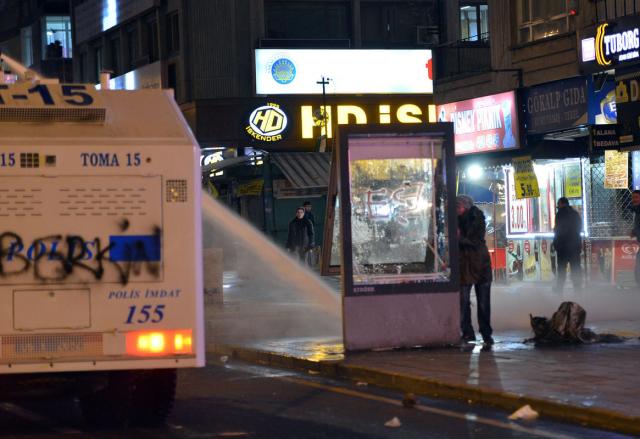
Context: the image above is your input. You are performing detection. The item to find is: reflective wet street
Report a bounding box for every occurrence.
[0,359,630,439]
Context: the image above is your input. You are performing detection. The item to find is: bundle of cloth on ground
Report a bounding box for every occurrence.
[527,302,625,344]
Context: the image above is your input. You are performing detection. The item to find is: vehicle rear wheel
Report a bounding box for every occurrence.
[79,371,134,429]
[131,368,177,426]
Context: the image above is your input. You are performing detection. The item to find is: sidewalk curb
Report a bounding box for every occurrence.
[212,344,640,436]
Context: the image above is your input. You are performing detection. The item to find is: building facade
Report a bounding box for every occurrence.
[0,0,72,82]
[435,0,640,286]
[70,0,440,250]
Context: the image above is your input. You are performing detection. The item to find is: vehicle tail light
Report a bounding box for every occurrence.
[126,330,193,356]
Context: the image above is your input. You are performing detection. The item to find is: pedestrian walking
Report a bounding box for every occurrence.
[457,195,494,345]
[552,197,582,293]
[286,206,315,263]
[303,200,316,227]
[629,190,640,285]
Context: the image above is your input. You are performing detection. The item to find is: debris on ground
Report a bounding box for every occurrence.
[402,393,417,408]
[508,404,539,421]
[220,355,229,363]
[384,417,402,428]
[526,302,627,345]
[356,381,368,387]
[308,370,320,375]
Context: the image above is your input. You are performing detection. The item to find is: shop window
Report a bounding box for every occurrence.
[42,16,72,59]
[361,1,438,47]
[20,26,33,67]
[94,46,103,83]
[265,1,350,40]
[79,52,86,82]
[167,63,177,99]
[517,0,575,43]
[166,12,180,55]
[126,27,139,68]
[146,19,159,62]
[459,3,488,42]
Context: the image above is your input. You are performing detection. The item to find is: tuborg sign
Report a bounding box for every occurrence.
[582,16,640,72]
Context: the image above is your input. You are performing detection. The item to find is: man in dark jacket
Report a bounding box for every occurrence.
[553,197,582,293]
[629,190,640,285]
[286,207,315,263]
[303,200,316,227]
[457,195,493,345]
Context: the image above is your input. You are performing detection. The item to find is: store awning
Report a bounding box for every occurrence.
[271,152,331,189]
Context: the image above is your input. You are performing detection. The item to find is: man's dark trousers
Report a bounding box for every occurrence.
[460,281,492,340]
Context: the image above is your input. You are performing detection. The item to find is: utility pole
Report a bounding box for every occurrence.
[316,76,331,152]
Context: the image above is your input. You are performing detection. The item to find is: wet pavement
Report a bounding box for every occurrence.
[207,271,640,432]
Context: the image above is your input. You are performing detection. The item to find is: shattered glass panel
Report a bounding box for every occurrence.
[347,136,450,286]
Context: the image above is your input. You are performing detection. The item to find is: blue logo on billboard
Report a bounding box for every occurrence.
[271,58,296,85]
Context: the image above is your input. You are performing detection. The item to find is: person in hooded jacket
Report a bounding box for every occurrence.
[553,197,582,293]
[286,207,315,263]
[457,195,494,345]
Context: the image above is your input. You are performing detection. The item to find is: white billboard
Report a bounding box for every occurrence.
[255,49,433,95]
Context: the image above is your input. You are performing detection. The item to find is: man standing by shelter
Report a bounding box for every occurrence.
[553,197,583,293]
[457,195,494,345]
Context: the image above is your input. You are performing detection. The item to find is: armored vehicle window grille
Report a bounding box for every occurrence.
[20,153,39,168]
[1,333,103,361]
[0,107,106,123]
[166,180,187,202]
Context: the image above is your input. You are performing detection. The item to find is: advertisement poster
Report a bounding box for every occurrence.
[512,156,541,199]
[613,240,639,283]
[590,240,613,283]
[564,164,583,198]
[506,240,524,281]
[524,76,588,134]
[523,239,539,281]
[539,239,555,282]
[604,150,629,189]
[437,91,519,155]
[588,77,617,125]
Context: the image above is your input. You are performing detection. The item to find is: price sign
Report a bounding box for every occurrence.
[507,170,530,233]
[512,156,540,199]
[564,164,583,198]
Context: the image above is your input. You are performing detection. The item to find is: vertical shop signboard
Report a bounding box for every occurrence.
[507,169,530,234]
[512,156,540,199]
[615,66,640,149]
[564,164,583,198]
[339,124,460,351]
[604,150,629,189]
[632,151,640,190]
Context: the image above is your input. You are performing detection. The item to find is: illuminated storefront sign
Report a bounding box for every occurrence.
[255,49,433,95]
[245,103,288,142]
[581,17,640,71]
[436,91,519,155]
[299,103,437,139]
